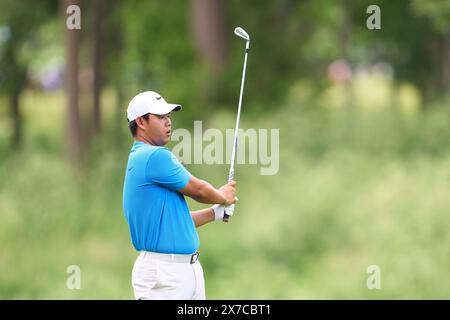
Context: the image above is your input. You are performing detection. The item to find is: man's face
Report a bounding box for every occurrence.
[139,113,172,146]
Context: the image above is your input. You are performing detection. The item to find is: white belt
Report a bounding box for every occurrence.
[140,251,199,264]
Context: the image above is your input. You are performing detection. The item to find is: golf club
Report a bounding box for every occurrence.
[223,27,250,222]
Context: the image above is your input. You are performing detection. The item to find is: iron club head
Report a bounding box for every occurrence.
[234,27,250,41]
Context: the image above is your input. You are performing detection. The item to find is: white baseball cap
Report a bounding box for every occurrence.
[126,91,182,122]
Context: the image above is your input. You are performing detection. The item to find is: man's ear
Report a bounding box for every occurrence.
[136,117,146,131]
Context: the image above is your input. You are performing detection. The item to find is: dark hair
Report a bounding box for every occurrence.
[128,113,150,136]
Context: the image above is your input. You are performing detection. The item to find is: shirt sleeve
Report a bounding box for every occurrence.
[145,147,192,191]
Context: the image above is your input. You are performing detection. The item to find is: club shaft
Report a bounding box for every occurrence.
[224,42,249,222]
[229,45,249,173]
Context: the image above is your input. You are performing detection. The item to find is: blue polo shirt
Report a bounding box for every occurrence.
[122,141,199,254]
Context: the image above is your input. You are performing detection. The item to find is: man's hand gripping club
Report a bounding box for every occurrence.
[212,180,237,221]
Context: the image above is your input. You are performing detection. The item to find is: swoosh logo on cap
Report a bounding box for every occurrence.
[156,96,162,100]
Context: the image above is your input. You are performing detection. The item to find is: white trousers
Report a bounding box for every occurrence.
[131,251,206,300]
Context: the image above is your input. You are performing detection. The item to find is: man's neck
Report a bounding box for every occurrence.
[134,134,159,146]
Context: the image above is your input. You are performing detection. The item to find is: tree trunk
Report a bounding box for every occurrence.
[340,0,354,109]
[93,0,103,134]
[64,0,82,162]
[191,0,228,72]
[442,32,450,94]
[4,24,26,150]
[115,81,125,145]
[340,0,352,60]
[11,86,22,148]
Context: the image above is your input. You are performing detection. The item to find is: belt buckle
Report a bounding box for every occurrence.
[190,252,199,264]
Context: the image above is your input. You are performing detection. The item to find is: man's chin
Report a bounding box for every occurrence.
[161,137,170,146]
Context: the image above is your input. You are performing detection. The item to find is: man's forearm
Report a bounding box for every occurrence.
[191,207,215,227]
[193,180,227,205]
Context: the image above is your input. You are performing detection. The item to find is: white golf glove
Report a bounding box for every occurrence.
[212,204,235,221]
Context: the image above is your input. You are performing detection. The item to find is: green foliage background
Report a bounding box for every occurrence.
[1,0,450,299]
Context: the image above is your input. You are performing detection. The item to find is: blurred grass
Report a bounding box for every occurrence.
[1,87,450,299]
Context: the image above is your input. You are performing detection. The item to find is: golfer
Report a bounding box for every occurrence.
[122,91,236,300]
